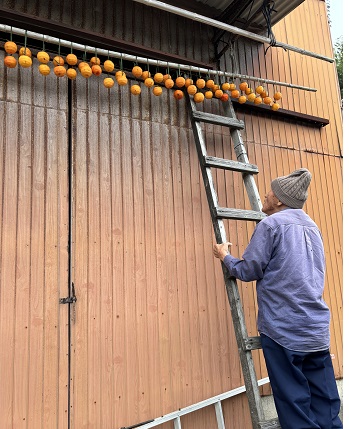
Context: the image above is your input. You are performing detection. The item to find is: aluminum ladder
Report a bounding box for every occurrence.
[184,92,281,429]
[120,377,271,429]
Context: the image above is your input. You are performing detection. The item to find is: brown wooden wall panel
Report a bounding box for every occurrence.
[0,51,70,428]
[70,74,259,429]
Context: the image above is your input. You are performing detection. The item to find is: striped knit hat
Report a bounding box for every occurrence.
[271,168,312,209]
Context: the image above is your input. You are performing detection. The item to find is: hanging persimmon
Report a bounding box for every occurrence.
[153,86,163,96]
[164,78,174,89]
[173,90,184,100]
[54,65,66,77]
[271,103,280,111]
[196,78,206,89]
[103,77,115,88]
[263,96,272,105]
[274,92,282,100]
[206,79,215,89]
[187,84,197,95]
[91,64,102,76]
[205,90,213,99]
[53,56,64,66]
[185,78,193,87]
[66,54,78,66]
[238,95,247,104]
[132,65,143,78]
[4,56,17,68]
[163,74,171,82]
[221,82,230,91]
[175,76,185,87]
[104,60,115,72]
[220,93,229,102]
[247,92,256,102]
[39,64,51,76]
[254,96,263,105]
[18,55,32,68]
[131,84,141,95]
[19,47,32,57]
[115,70,125,79]
[90,56,100,66]
[66,68,77,80]
[144,77,154,87]
[37,51,50,64]
[4,41,17,54]
[117,74,128,85]
[231,89,240,98]
[80,65,92,78]
[78,61,89,71]
[154,73,164,83]
[214,89,223,98]
[194,92,204,103]
[239,82,248,91]
[141,70,151,80]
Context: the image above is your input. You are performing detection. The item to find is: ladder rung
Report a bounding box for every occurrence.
[259,418,281,429]
[192,111,245,129]
[205,156,259,173]
[243,336,262,351]
[216,207,266,221]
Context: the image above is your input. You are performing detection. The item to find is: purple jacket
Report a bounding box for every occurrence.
[223,208,330,352]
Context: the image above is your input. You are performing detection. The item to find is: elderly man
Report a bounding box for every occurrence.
[213,168,342,429]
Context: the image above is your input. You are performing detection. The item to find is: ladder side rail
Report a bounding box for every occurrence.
[186,95,228,242]
[223,269,266,428]
[221,100,267,426]
[174,417,182,429]
[222,101,263,212]
[186,94,266,428]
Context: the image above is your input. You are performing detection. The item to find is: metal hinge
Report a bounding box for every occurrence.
[59,282,77,304]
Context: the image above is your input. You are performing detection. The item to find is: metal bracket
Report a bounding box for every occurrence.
[59,283,77,304]
[242,336,262,351]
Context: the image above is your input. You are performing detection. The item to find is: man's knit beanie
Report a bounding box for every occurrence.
[271,168,312,209]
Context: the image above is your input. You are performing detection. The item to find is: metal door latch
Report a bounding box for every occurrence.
[59,283,77,304]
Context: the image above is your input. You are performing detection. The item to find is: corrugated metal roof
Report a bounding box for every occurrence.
[162,0,305,33]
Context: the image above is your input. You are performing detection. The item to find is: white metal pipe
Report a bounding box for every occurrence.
[123,377,271,429]
[0,24,317,92]
[131,0,334,64]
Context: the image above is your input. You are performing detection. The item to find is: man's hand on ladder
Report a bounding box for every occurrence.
[213,242,232,261]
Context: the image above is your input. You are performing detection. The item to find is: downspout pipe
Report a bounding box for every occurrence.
[131,0,334,64]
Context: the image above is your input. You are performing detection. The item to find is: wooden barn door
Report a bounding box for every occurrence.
[0,52,70,428]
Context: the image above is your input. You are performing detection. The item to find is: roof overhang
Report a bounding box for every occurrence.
[160,0,305,34]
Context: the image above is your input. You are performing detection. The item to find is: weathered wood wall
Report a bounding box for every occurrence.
[0,50,70,428]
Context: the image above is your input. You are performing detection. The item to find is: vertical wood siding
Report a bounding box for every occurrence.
[0,51,70,428]
[0,0,342,428]
[70,76,253,428]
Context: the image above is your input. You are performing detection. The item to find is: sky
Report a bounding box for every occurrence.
[328,0,343,44]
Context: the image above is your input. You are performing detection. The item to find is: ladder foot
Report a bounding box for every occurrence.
[258,418,281,429]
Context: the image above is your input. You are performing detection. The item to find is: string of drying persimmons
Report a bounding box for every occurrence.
[3,38,282,111]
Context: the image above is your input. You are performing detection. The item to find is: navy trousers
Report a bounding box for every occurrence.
[260,334,342,429]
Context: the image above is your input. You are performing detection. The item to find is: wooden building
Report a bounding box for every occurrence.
[0,0,343,428]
